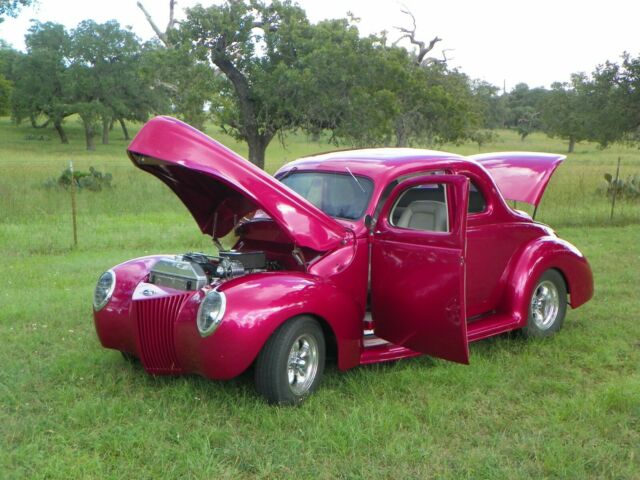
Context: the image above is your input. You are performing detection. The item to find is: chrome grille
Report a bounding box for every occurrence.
[134,293,190,374]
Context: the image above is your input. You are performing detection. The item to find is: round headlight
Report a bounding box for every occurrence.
[93,270,116,311]
[197,290,226,337]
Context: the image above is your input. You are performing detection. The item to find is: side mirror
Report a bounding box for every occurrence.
[364,214,373,230]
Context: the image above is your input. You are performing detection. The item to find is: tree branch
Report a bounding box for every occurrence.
[394,8,442,66]
[137,1,171,47]
[166,0,177,33]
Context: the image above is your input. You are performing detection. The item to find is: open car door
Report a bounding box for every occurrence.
[370,175,469,364]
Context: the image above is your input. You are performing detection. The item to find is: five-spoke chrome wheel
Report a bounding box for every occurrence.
[524,269,567,338]
[255,316,326,405]
[530,280,560,330]
[287,334,319,395]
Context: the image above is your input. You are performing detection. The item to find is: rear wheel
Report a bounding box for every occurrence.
[523,269,567,338]
[255,316,325,405]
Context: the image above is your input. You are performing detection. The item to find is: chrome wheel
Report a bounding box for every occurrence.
[255,316,326,405]
[287,334,319,395]
[530,280,560,330]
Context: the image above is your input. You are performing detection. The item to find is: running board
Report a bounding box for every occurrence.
[466,313,520,342]
[360,332,421,364]
[359,312,521,366]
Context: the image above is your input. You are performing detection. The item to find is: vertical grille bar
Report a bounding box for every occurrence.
[134,293,190,374]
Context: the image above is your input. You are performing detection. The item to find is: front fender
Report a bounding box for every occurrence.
[502,236,594,327]
[94,255,168,354]
[174,272,363,380]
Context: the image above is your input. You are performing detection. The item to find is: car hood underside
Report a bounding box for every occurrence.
[127,116,348,253]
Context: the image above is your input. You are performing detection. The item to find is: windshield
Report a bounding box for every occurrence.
[280,171,374,220]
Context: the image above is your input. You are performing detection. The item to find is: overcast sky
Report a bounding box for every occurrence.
[1,0,638,89]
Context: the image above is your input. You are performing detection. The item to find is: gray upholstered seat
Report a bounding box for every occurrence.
[396,200,448,232]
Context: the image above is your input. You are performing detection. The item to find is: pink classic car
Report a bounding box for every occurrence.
[93,117,593,404]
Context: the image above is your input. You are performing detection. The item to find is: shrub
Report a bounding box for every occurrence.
[600,173,640,200]
[43,166,113,192]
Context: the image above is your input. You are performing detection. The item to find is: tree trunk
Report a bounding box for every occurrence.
[53,118,68,144]
[247,137,268,170]
[395,127,408,147]
[102,117,110,145]
[568,136,576,153]
[119,118,130,140]
[214,57,273,169]
[81,117,96,151]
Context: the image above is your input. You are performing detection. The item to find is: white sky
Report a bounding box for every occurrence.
[0,0,638,89]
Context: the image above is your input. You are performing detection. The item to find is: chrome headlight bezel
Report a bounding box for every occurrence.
[197,290,227,337]
[93,270,116,312]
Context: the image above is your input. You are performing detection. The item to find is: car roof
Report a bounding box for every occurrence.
[280,148,473,182]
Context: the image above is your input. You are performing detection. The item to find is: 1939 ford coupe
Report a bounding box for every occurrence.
[92,116,593,404]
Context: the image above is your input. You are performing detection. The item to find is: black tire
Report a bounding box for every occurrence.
[255,316,326,405]
[522,269,567,338]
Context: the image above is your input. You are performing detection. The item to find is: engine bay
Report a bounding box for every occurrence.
[148,250,279,291]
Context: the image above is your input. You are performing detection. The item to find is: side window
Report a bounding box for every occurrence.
[389,183,449,232]
[468,181,487,214]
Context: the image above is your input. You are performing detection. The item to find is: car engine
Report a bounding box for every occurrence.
[148,251,272,291]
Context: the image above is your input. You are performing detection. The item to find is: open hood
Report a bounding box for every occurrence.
[469,152,566,206]
[127,116,347,252]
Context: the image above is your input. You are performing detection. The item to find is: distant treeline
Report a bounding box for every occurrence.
[0,1,638,166]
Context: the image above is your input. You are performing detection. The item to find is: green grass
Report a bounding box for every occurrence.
[1,117,639,478]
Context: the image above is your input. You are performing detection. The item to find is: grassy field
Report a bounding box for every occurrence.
[1,117,639,478]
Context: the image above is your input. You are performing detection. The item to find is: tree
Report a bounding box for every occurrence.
[541,78,588,153]
[470,80,506,130]
[0,41,20,116]
[175,0,315,168]
[172,1,479,165]
[11,22,71,142]
[137,0,217,131]
[67,20,156,148]
[505,83,548,140]
[0,74,10,115]
[0,0,34,22]
[138,42,214,131]
[580,53,640,147]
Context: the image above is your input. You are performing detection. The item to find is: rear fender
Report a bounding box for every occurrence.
[175,272,362,380]
[502,237,594,327]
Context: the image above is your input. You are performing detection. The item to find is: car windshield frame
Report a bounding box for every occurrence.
[278,170,375,221]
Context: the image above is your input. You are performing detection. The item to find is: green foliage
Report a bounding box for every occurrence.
[541,78,588,152]
[10,21,70,133]
[0,73,10,115]
[175,2,480,166]
[0,41,21,80]
[0,0,33,21]
[470,80,506,129]
[139,43,214,131]
[43,165,113,192]
[10,19,161,149]
[601,172,640,200]
[175,0,314,166]
[580,53,640,147]
[504,83,548,140]
[469,129,499,149]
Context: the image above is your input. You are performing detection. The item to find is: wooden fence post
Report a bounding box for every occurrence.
[70,161,78,247]
[610,157,621,221]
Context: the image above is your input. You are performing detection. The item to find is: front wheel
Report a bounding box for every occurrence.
[522,269,568,338]
[255,316,326,405]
